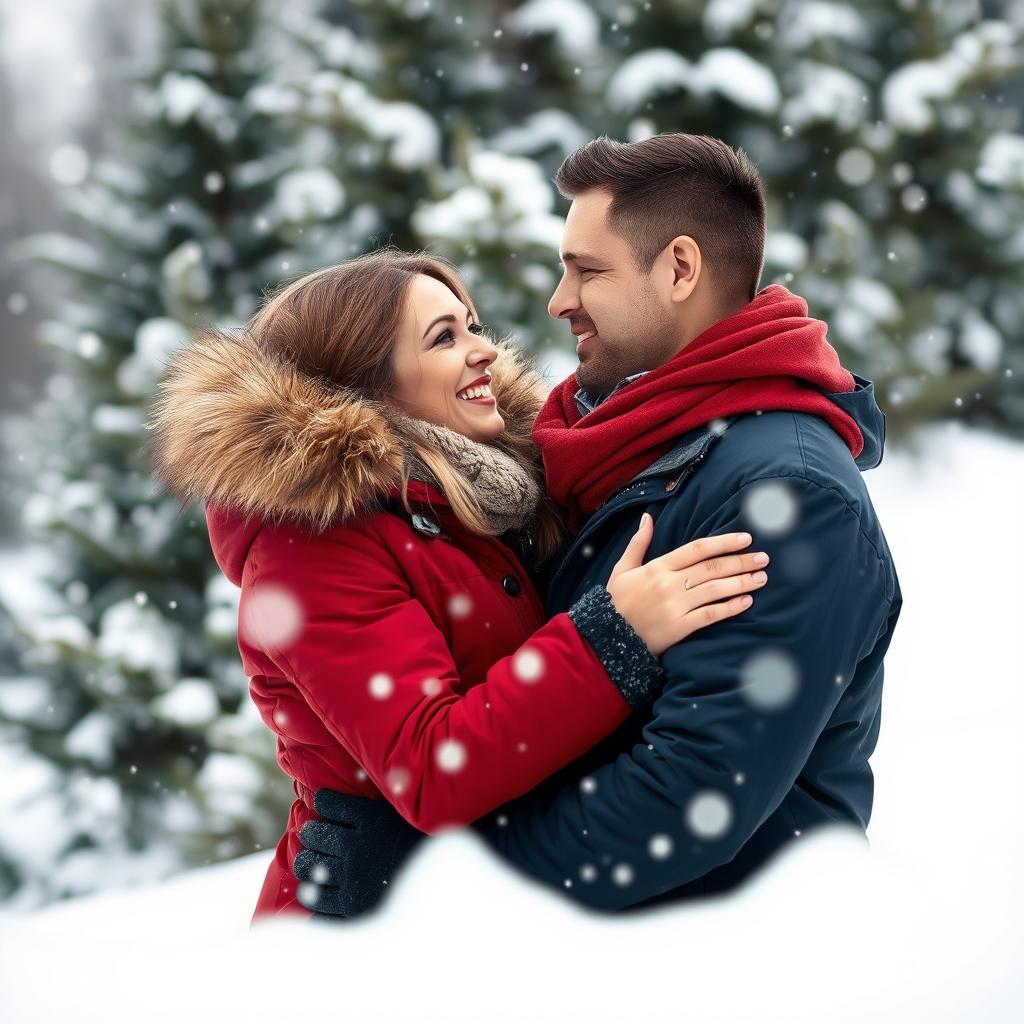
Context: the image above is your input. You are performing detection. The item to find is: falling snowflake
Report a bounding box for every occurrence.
[777,539,820,584]
[647,834,674,859]
[579,863,598,882]
[386,767,411,795]
[239,583,304,648]
[741,480,798,537]
[368,673,395,699]
[447,593,473,619]
[436,739,467,773]
[512,646,544,683]
[612,863,634,886]
[685,790,733,840]
[739,648,800,710]
[421,676,443,696]
[297,882,320,907]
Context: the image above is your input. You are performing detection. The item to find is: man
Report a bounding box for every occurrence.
[294,133,902,914]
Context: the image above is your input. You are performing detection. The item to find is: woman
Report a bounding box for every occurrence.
[149,249,769,920]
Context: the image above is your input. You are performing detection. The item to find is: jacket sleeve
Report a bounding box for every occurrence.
[245,521,647,834]
[474,476,893,910]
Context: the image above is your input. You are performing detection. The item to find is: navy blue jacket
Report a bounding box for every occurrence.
[475,374,903,911]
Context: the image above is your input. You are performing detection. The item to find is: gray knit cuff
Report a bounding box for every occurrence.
[567,585,663,708]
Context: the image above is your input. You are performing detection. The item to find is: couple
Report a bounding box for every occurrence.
[152,132,902,920]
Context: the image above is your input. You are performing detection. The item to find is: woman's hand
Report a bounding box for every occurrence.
[606,514,767,656]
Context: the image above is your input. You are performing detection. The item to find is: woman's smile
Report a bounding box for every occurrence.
[456,377,496,405]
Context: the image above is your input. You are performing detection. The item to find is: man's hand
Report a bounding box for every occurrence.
[293,789,425,918]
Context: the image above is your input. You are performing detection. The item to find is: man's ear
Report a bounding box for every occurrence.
[668,235,702,303]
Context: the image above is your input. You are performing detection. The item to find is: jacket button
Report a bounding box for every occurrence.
[502,575,521,597]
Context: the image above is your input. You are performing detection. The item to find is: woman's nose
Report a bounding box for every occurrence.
[471,341,498,367]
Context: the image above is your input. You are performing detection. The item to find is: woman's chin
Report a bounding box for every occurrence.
[462,409,505,441]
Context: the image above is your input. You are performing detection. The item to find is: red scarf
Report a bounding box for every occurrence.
[532,284,863,531]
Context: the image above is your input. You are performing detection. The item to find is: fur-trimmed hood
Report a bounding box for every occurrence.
[149,328,550,531]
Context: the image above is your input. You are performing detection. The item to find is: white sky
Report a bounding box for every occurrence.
[1,0,96,144]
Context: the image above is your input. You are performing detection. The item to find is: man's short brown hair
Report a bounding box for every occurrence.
[554,133,766,302]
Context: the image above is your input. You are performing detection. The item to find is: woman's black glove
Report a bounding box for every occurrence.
[293,789,425,919]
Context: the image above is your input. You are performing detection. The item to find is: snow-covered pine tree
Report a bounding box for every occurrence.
[566,0,1024,437]
[0,0,334,904]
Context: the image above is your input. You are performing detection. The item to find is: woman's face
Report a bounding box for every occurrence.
[391,274,505,442]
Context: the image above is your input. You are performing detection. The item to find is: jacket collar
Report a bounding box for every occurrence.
[574,369,652,418]
[619,372,885,490]
[824,373,886,470]
[623,416,738,486]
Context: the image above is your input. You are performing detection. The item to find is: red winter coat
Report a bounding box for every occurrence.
[152,331,634,920]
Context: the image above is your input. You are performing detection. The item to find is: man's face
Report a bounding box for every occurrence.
[547,189,680,396]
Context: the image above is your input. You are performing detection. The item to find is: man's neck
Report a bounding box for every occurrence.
[671,294,749,357]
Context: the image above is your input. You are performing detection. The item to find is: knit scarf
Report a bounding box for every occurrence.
[387,409,542,535]
[532,284,864,532]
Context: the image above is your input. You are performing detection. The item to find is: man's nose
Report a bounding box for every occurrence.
[548,275,579,320]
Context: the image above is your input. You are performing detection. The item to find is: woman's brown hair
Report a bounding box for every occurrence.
[244,247,566,563]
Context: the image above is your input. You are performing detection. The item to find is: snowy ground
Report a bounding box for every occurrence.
[1,421,1022,1023]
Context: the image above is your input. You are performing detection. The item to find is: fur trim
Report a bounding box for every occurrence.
[148,327,549,531]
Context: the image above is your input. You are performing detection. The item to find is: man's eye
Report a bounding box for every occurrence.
[579,267,597,276]
[468,321,484,335]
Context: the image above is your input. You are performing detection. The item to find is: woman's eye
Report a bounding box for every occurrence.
[432,323,484,346]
